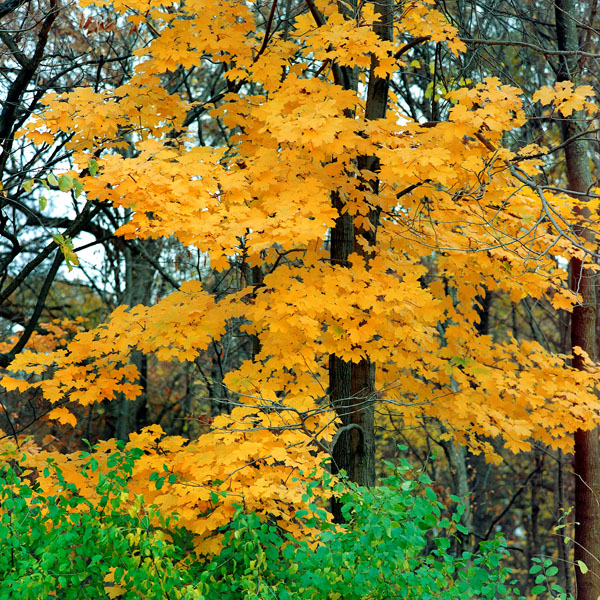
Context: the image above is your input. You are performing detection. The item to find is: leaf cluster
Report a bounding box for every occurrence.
[0,446,197,599]
[0,447,573,600]
[200,459,517,599]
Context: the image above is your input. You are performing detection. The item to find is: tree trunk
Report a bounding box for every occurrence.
[555,2,600,597]
[442,438,474,551]
[107,239,158,440]
[527,448,544,590]
[329,0,391,520]
[556,448,574,597]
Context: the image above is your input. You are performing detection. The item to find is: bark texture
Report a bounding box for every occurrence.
[329,0,392,521]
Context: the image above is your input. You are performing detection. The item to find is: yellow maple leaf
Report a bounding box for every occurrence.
[533,82,597,116]
[0,376,30,392]
[551,290,577,311]
[47,407,77,427]
[532,85,556,106]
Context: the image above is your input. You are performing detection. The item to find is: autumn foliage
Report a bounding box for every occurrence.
[2,0,600,589]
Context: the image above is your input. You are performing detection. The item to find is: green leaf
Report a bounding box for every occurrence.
[73,179,84,198]
[577,560,588,574]
[88,158,99,176]
[39,196,47,210]
[529,564,542,574]
[23,179,34,192]
[531,585,545,595]
[52,234,79,271]
[425,486,436,501]
[58,174,74,192]
[47,172,58,186]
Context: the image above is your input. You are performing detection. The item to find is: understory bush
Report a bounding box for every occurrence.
[197,458,569,600]
[0,446,198,599]
[0,447,570,600]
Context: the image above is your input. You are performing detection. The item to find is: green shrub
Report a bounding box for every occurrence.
[0,448,572,600]
[197,458,523,599]
[0,445,197,599]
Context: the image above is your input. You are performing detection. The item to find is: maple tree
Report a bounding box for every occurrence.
[2,0,600,593]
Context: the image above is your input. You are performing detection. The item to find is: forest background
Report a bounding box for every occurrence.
[2,0,600,597]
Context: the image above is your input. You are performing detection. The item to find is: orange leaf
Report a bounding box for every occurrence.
[47,407,77,427]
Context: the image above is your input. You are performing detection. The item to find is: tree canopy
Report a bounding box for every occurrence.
[2,0,600,596]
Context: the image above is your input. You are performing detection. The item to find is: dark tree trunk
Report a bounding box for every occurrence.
[329,0,391,521]
[474,289,491,336]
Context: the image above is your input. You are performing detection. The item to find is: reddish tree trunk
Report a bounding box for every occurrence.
[555,1,600,597]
